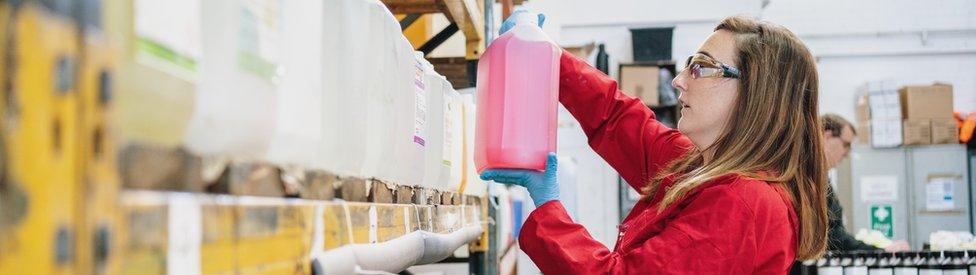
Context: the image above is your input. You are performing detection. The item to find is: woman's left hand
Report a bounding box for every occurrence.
[480,153,559,207]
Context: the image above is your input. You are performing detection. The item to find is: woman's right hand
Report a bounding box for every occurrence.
[480,153,559,207]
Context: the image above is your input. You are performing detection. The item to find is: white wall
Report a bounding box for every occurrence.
[490,1,975,273]
[524,0,976,119]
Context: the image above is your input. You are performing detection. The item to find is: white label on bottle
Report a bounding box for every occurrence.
[413,59,427,146]
[238,0,282,80]
[309,203,325,257]
[403,207,411,233]
[134,0,202,73]
[368,205,378,243]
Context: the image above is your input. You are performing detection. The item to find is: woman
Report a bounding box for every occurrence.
[481,15,829,273]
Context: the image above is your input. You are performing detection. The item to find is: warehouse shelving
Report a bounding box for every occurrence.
[0,0,506,274]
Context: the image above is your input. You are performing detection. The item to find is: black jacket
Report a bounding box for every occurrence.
[790,186,883,274]
[826,186,882,251]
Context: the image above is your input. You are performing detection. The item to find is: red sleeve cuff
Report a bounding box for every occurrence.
[518,200,569,246]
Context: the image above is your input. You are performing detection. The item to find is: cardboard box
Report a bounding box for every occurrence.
[902,119,932,145]
[620,65,660,106]
[868,90,902,120]
[899,83,953,120]
[855,94,871,123]
[855,123,870,145]
[870,118,903,148]
[931,118,959,144]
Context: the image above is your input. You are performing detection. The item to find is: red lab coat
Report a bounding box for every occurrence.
[517,50,799,274]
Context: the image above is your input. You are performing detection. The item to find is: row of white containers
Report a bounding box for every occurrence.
[182,0,484,196]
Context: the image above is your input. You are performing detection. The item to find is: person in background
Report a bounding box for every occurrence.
[481,13,830,274]
[820,114,910,252]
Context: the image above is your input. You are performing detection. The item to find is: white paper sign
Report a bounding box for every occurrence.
[860,176,899,202]
[167,194,202,275]
[926,177,956,211]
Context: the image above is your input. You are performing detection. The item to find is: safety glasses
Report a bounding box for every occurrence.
[682,53,741,79]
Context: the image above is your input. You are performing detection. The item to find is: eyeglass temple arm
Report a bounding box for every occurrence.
[721,64,741,78]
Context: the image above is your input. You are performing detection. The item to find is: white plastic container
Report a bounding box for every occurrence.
[386,43,428,186]
[320,0,389,177]
[359,5,402,181]
[185,0,281,159]
[441,89,464,191]
[266,0,323,167]
[421,58,446,188]
[460,93,485,196]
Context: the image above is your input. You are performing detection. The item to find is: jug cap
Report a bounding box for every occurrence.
[510,8,539,27]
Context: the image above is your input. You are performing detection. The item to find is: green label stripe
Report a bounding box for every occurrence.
[136,38,197,72]
[237,51,278,80]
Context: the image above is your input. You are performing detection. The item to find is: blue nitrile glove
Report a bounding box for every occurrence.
[498,9,546,35]
[480,153,558,207]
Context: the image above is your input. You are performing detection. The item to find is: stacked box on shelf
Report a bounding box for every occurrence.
[854,93,871,145]
[900,83,957,144]
[857,82,958,147]
[864,81,904,148]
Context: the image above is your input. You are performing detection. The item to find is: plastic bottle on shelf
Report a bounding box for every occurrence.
[867,251,894,275]
[421,64,463,191]
[813,253,833,275]
[460,92,486,196]
[820,251,844,275]
[421,57,446,189]
[891,252,915,275]
[386,41,428,186]
[442,89,464,190]
[320,0,388,177]
[943,251,968,275]
[266,0,324,167]
[846,251,869,275]
[185,0,281,159]
[919,251,943,275]
[109,0,199,147]
[966,251,976,274]
[358,5,401,180]
[474,9,559,173]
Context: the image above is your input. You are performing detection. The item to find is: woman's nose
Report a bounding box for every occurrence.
[672,69,688,92]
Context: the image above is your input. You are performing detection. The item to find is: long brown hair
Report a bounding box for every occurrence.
[642,16,829,260]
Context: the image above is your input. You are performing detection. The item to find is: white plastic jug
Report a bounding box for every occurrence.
[386,44,428,186]
[421,57,445,189]
[185,0,281,159]
[441,89,464,191]
[113,0,200,147]
[320,0,389,177]
[266,0,324,167]
[358,4,403,181]
[460,92,485,196]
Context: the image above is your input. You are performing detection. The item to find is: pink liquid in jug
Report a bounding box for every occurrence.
[474,19,559,173]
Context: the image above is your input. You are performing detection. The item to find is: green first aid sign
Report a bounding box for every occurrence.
[871,205,893,238]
